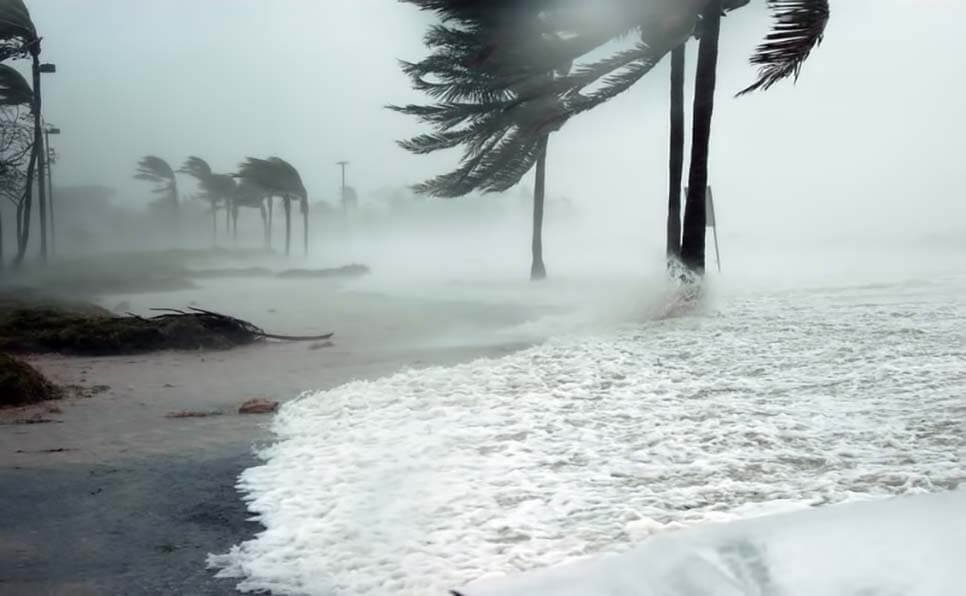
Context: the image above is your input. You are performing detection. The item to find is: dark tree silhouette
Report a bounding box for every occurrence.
[179,156,237,244]
[399,0,830,276]
[392,2,574,280]
[134,156,180,237]
[235,157,308,256]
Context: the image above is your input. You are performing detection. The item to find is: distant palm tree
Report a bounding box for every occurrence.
[232,178,270,247]
[236,157,308,256]
[134,156,180,236]
[179,156,237,244]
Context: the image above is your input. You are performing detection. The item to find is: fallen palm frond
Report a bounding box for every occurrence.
[0,304,333,356]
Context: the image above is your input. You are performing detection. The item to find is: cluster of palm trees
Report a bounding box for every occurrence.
[0,0,53,269]
[394,0,831,280]
[134,155,309,256]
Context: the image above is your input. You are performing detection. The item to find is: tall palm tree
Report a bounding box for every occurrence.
[232,178,271,247]
[401,0,831,276]
[235,157,308,256]
[179,156,237,244]
[393,2,572,280]
[134,156,179,236]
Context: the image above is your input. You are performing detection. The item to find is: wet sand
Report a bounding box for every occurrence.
[0,276,540,595]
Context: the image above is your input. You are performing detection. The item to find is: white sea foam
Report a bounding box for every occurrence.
[210,273,965,595]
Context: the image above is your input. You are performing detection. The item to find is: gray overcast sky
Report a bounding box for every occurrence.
[25,0,966,244]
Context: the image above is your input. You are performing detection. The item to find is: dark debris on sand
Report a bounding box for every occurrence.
[0,303,333,357]
[0,353,63,408]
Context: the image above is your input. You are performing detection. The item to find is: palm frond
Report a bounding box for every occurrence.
[0,0,36,43]
[135,156,175,181]
[178,156,212,179]
[737,0,830,96]
[0,63,31,106]
[236,157,306,199]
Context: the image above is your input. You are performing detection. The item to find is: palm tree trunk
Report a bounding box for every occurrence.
[283,196,292,256]
[302,198,309,256]
[259,203,269,248]
[680,1,722,276]
[211,204,217,245]
[14,143,39,268]
[530,135,549,281]
[267,197,273,248]
[232,204,239,243]
[667,44,686,264]
[31,51,48,265]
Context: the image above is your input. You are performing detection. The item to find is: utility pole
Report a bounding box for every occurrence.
[44,124,60,256]
[336,161,349,214]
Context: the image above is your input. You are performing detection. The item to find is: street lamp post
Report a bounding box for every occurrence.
[44,124,60,255]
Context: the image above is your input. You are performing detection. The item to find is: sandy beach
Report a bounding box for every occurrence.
[0,271,541,595]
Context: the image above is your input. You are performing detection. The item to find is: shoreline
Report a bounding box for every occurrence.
[0,338,529,595]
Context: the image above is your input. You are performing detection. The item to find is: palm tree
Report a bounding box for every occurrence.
[393,3,572,280]
[235,157,308,256]
[232,178,271,247]
[401,0,831,276]
[179,156,238,244]
[134,156,179,236]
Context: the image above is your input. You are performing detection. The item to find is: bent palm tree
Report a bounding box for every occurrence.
[402,0,831,276]
[393,3,573,280]
[232,178,271,247]
[236,157,308,256]
[134,156,179,235]
[179,156,237,244]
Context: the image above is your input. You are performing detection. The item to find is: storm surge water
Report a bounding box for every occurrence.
[209,262,965,595]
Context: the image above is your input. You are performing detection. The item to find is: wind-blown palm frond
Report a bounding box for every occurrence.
[179,156,235,204]
[0,0,36,61]
[737,0,830,96]
[236,157,306,199]
[135,156,175,184]
[0,63,31,105]
[178,156,212,180]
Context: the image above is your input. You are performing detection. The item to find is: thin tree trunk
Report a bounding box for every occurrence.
[530,135,549,281]
[14,143,39,268]
[283,196,292,256]
[667,44,686,263]
[301,198,309,256]
[212,204,217,245]
[232,204,238,243]
[267,197,273,248]
[259,202,269,248]
[681,1,721,275]
[32,52,48,264]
